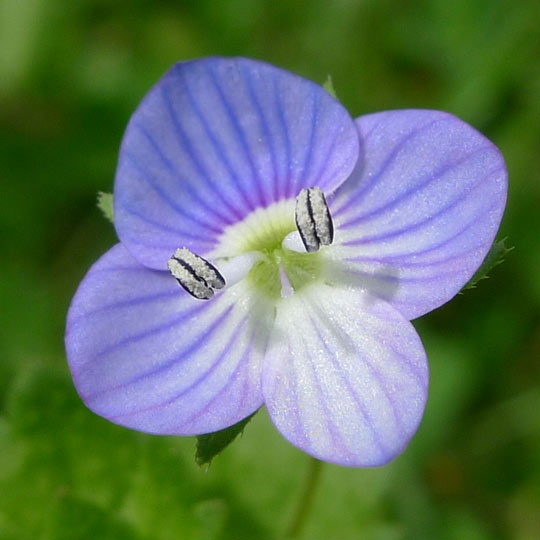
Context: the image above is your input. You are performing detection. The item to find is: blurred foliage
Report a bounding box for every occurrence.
[1,0,539,538]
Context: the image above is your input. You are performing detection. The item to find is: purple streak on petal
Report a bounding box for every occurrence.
[298,86,319,191]
[338,199,499,296]
[122,234,215,253]
[340,146,494,230]
[66,244,266,435]
[68,289,179,328]
[312,122,342,190]
[132,121,238,226]
[310,313,405,439]
[176,337,254,431]
[344,201,497,266]
[274,93,295,199]
[342,165,503,247]
[160,87,246,224]
[79,298,211,368]
[240,64,280,201]
[283,334,358,461]
[105,295,270,435]
[107,315,248,418]
[90,264,164,274]
[117,195,218,240]
[84,303,234,400]
[205,63,265,209]
[115,57,358,270]
[272,75,292,199]
[329,109,507,320]
[178,67,253,218]
[294,329,362,458]
[121,149,222,233]
[360,116,385,142]
[333,117,444,217]
[307,319,389,452]
[262,285,428,467]
[281,340,310,445]
[349,242,491,286]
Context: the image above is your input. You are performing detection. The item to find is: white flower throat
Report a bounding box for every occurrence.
[167,188,334,300]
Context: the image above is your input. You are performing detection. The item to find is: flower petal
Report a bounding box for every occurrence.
[114,57,359,269]
[328,110,507,319]
[262,284,428,467]
[65,244,272,435]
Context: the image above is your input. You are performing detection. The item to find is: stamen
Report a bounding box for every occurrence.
[216,252,262,288]
[168,248,225,300]
[295,187,334,252]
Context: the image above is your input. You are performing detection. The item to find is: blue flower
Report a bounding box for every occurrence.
[65,57,507,466]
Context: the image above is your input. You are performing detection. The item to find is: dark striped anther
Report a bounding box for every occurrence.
[167,248,225,300]
[295,187,334,253]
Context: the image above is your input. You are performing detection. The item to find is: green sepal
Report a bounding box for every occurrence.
[195,411,257,467]
[462,238,513,291]
[322,75,337,99]
[97,191,114,223]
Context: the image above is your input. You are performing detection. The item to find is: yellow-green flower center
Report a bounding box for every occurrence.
[211,200,324,299]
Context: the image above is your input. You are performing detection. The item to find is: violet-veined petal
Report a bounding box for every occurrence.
[65,244,272,435]
[262,284,428,467]
[328,109,507,320]
[114,57,359,270]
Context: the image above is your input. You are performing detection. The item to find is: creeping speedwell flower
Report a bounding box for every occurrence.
[65,57,507,466]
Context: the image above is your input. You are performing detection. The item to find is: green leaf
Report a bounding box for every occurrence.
[462,238,513,291]
[97,191,114,223]
[322,75,337,99]
[195,412,257,467]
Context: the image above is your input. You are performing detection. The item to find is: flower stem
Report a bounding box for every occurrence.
[284,456,324,538]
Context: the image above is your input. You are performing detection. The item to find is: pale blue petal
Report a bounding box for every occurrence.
[114,57,359,269]
[262,284,428,467]
[328,110,507,319]
[65,244,271,435]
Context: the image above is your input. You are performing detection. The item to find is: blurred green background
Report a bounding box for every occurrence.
[1,0,539,538]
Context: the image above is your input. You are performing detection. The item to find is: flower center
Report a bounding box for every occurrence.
[215,192,332,299]
[170,189,334,301]
[211,199,297,258]
[247,247,323,300]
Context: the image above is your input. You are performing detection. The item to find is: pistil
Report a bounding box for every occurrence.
[279,264,295,299]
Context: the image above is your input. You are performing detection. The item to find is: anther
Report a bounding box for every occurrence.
[167,248,225,300]
[295,187,334,252]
